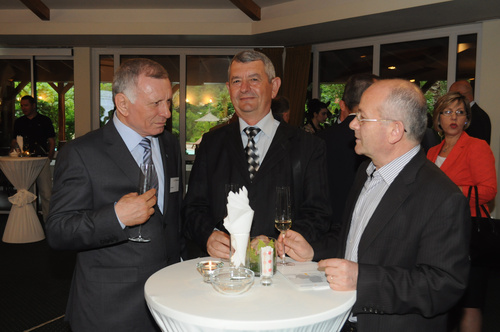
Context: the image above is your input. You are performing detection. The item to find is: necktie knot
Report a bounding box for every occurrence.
[244,127,261,139]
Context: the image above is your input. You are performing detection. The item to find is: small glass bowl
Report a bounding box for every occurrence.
[210,267,254,295]
[196,260,224,283]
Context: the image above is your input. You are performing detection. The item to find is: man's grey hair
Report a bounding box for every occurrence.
[228,50,276,82]
[379,79,428,143]
[113,58,169,103]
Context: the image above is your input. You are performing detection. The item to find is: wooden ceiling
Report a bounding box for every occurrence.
[17,0,267,21]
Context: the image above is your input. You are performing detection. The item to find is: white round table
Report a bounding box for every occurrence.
[0,156,48,243]
[145,257,356,332]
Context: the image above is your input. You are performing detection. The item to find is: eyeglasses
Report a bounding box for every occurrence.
[440,110,466,116]
[355,113,407,132]
[356,112,397,124]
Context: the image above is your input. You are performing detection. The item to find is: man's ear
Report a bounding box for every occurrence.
[388,121,405,144]
[271,77,282,98]
[114,93,129,117]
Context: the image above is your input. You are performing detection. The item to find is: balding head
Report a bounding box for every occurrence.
[449,80,474,104]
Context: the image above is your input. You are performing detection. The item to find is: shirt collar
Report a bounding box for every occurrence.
[366,145,420,186]
[238,111,277,138]
[113,112,145,152]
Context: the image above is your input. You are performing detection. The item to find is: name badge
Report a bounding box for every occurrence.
[170,177,179,193]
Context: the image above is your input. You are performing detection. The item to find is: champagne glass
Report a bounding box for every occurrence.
[129,164,155,243]
[275,186,294,266]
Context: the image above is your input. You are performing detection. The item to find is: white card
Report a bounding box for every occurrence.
[170,177,179,193]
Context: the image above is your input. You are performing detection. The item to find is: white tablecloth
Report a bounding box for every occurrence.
[145,257,356,332]
[0,157,48,243]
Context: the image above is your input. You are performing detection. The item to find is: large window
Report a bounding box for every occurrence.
[318,46,373,121]
[380,37,448,114]
[0,55,74,153]
[314,25,479,120]
[185,55,233,155]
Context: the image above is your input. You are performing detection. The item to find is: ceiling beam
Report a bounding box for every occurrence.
[19,0,50,21]
[229,0,261,21]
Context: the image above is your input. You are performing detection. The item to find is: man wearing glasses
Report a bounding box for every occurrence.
[279,79,470,332]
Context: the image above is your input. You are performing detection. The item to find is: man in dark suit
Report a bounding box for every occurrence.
[317,74,377,227]
[46,59,183,332]
[280,79,470,331]
[449,80,491,144]
[184,50,330,259]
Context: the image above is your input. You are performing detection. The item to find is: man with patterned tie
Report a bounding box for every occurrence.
[46,58,183,332]
[184,50,331,260]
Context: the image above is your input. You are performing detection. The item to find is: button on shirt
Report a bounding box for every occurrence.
[344,145,420,262]
[113,114,165,216]
[239,111,280,164]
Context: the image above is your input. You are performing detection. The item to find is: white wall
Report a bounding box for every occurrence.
[478,19,500,216]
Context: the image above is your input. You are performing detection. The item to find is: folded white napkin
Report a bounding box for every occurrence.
[223,187,253,267]
[16,136,23,153]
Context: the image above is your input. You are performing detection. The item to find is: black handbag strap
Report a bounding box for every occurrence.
[467,185,491,218]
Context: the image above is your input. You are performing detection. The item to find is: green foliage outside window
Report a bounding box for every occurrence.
[16,82,75,145]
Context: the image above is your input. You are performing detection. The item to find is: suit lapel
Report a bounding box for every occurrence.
[252,123,292,183]
[158,132,173,214]
[226,122,253,185]
[357,151,424,258]
[103,122,139,188]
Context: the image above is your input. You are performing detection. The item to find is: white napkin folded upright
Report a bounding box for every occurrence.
[16,136,24,153]
[223,187,253,267]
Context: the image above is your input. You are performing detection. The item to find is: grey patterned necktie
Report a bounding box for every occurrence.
[244,127,261,181]
[139,137,159,190]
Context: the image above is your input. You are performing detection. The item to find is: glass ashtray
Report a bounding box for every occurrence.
[210,267,254,295]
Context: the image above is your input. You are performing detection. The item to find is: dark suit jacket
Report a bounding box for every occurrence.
[46,121,183,332]
[317,115,366,226]
[184,120,331,254]
[316,150,470,331]
[466,103,491,144]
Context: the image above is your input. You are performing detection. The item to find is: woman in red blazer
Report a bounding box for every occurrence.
[427,91,497,332]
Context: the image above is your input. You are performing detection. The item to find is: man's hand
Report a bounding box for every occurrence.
[115,188,156,227]
[277,229,314,262]
[207,231,230,259]
[318,258,358,291]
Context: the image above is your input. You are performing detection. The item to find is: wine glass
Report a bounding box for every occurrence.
[129,164,155,243]
[275,186,294,266]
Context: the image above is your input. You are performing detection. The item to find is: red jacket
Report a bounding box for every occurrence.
[427,132,497,217]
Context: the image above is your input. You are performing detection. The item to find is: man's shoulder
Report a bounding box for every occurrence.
[410,152,461,193]
[471,103,491,119]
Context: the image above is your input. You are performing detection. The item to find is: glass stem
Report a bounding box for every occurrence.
[281,231,286,264]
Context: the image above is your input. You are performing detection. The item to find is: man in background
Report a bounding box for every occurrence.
[271,95,290,123]
[184,50,330,259]
[449,80,491,144]
[46,58,183,331]
[12,95,55,222]
[280,79,470,331]
[317,74,378,226]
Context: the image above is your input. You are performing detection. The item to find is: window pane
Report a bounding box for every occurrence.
[381,37,448,115]
[456,34,477,81]
[186,55,233,155]
[0,59,31,152]
[120,55,180,139]
[34,60,74,143]
[319,46,373,122]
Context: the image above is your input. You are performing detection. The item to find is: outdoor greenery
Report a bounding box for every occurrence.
[318,80,448,126]
[16,82,75,144]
